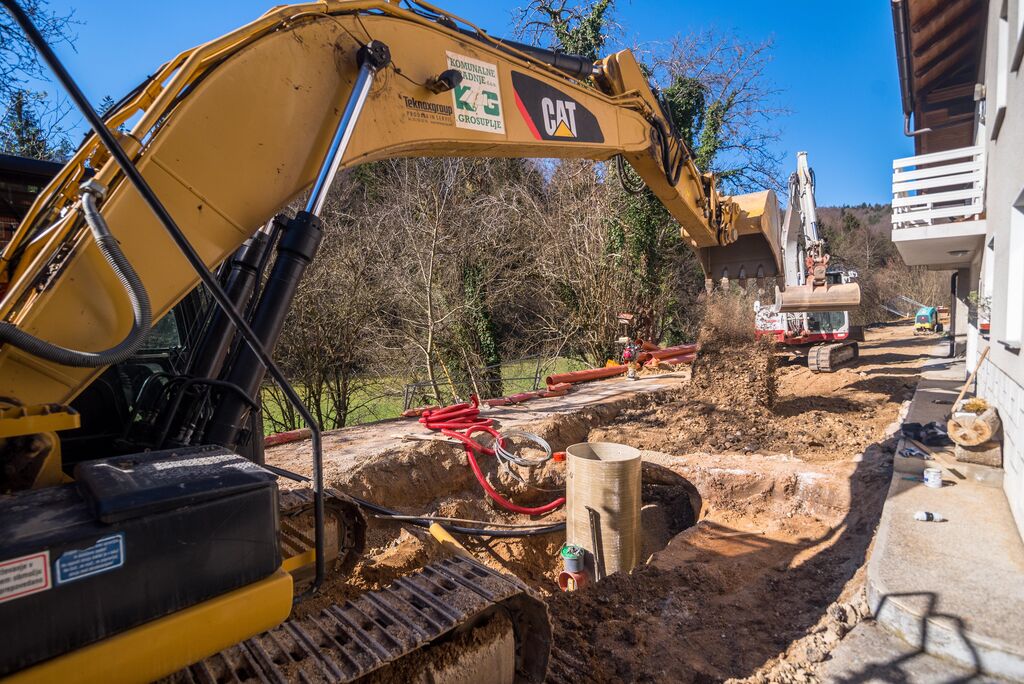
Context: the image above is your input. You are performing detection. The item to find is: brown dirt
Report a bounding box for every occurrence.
[286,323,933,683]
[690,290,778,409]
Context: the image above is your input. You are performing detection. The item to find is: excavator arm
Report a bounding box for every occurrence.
[0,0,783,407]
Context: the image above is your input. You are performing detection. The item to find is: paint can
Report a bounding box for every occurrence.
[923,467,943,488]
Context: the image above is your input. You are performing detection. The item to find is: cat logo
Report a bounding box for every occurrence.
[512,71,603,143]
[542,98,578,138]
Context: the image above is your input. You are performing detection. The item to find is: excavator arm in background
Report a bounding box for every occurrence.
[773,151,861,313]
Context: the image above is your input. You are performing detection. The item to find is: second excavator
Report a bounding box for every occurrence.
[756,151,862,372]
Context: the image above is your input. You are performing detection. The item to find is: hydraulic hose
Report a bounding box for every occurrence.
[0,181,152,367]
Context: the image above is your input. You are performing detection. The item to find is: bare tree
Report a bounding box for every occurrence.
[514,0,619,60]
[0,88,73,160]
[0,0,78,103]
[655,32,788,194]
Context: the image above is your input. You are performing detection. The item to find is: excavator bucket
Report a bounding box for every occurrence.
[773,281,862,313]
[701,190,784,284]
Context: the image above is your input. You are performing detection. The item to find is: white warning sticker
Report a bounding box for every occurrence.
[446,51,505,134]
[0,550,51,604]
[56,534,125,585]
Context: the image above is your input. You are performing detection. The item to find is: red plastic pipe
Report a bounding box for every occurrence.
[645,344,698,360]
[545,364,628,386]
[264,427,311,447]
[645,352,696,367]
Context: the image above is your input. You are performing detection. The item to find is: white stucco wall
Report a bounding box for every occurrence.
[981,0,1024,537]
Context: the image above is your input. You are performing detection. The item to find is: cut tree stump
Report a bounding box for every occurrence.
[947,406,1001,447]
[955,441,1002,468]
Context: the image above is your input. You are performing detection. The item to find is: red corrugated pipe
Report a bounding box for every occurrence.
[419,397,565,515]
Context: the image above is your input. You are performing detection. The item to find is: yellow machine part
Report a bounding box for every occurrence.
[0,0,782,410]
[4,569,293,684]
[0,403,79,488]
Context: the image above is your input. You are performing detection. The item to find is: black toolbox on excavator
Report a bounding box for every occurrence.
[0,446,280,675]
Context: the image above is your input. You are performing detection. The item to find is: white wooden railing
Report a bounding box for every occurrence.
[892,145,985,229]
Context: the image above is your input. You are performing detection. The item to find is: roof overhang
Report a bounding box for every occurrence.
[891,0,986,154]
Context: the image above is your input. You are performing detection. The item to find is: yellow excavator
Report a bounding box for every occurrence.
[0,1,858,681]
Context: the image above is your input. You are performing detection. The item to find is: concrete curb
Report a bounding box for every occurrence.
[867,531,1024,679]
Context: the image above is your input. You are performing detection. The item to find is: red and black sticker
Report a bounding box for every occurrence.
[511,72,604,143]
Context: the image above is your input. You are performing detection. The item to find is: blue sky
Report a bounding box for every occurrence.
[30,0,911,206]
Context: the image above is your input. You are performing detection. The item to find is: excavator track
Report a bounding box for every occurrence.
[807,341,859,373]
[174,556,551,683]
[278,487,366,589]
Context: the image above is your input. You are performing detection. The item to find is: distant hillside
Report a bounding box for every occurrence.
[817,204,892,237]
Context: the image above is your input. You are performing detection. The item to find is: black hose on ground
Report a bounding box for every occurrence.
[351,495,566,538]
[0,180,152,367]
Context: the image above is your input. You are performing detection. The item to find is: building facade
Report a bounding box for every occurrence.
[891,0,1024,535]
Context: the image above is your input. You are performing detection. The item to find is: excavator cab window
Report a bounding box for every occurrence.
[60,290,218,468]
[807,311,846,333]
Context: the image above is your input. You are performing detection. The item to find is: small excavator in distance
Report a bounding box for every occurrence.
[0,2,860,681]
[756,152,862,372]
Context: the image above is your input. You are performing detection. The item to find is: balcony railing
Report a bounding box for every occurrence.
[892,145,985,230]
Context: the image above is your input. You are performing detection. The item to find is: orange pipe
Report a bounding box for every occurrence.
[545,364,628,386]
[645,352,696,367]
[646,344,698,360]
[264,427,311,447]
[402,405,439,418]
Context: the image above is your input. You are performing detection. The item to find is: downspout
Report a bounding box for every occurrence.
[892,0,931,136]
[950,271,959,358]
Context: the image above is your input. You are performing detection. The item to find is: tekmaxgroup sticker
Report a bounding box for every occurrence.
[0,550,51,604]
[511,71,604,143]
[402,95,454,126]
[55,534,125,585]
[446,51,505,134]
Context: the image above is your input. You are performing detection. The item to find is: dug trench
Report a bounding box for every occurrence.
[272,323,934,682]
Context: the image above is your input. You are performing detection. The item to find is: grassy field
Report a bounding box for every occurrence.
[261,357,588,435]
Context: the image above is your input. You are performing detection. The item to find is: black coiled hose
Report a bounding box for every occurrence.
[0,182,152,367]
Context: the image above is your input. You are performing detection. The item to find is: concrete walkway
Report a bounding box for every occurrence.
[824,620,1006,683]
[834,350,1024,680]
[266,370,689,480]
